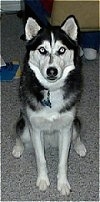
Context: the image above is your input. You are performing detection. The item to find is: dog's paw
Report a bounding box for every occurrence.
[57,178,71,195]
[12,145,24,158]
[74,142,86,157]
[36,175,50,191]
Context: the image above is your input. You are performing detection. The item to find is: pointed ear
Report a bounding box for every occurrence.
[25,18,41,40]
[61,16,78,41]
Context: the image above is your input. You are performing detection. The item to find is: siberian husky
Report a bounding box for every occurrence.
[12,16,86,195]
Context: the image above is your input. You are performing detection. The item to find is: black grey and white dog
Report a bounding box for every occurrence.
[12,16,86,195]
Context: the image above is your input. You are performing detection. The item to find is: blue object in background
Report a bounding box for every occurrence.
[0,62,19,81]
[25,0,52,26]
[80,31,100,51]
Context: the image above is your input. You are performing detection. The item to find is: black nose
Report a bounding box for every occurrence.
[47,67,58,78]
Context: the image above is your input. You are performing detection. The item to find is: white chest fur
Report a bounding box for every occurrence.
[43,89,65,111]
[27,89,76,131]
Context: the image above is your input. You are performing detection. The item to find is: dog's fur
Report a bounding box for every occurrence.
[12,16,86,195]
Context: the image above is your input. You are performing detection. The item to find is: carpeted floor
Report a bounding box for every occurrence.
[1,14,99,201]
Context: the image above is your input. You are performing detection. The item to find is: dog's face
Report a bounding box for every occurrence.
[25,16,78,89]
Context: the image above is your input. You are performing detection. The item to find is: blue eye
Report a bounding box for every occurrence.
[38,47,47,55]
[58,47,66,55]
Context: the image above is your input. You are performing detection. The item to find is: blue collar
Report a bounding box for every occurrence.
[41,90,52,108]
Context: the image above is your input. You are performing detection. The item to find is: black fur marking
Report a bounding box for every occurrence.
[64,69,82,99]
[19,57,45,111]
[26,28,51,51]
[73,116,81,134]
[26,25,78,51]
[60,102,75,113]
[52,27,78,48]
[16,111,25,136]
[26,24,80,69]
[60,63,82,113]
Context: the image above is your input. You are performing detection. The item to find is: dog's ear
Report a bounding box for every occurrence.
[25,18,41,40]
[61,16,78,41]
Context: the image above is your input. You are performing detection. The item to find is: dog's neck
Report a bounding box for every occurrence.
[41,90,52,108]
[41,87,64,109]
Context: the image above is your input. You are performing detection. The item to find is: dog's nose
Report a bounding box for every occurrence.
[47,67,58,78]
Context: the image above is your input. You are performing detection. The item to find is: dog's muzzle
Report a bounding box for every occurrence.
[46,67,58,81]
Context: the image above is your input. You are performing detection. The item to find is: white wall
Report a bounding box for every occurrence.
[0,0,24,12]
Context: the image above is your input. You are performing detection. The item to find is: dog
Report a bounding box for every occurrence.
[12,16,86,195]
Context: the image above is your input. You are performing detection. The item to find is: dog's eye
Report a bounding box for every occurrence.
[38,47,47,55]
[58,47,66,55]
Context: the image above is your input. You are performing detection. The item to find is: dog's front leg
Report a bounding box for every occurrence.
[31,129,50,191]
[57,126,72,195]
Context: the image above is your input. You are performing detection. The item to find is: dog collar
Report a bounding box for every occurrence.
[41,90,52,108]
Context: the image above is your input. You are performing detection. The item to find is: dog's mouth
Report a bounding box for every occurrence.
[47,76,58,81]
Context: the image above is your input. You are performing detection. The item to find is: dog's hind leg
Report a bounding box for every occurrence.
[72,117,86,157]
[12,111,29,158]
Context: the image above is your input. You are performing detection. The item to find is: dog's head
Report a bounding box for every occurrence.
[25,16,79,90]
